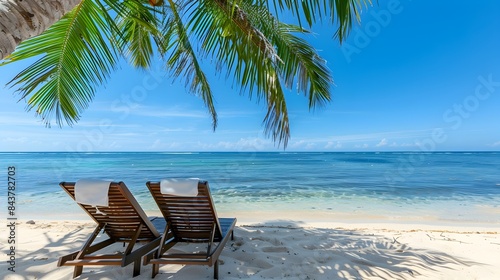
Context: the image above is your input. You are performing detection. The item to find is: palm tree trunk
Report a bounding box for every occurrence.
[0,0,81,60]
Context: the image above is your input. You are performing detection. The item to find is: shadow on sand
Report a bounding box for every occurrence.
[225,220,481,279]
[7,220,486,279]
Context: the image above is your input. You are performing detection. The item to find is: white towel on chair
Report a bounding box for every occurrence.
[160,178,199,196]
[74,179,112,207]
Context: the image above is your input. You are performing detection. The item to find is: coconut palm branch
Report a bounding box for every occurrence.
[0,0,82,60]
[3,0,122,125]
[114,0,161,69]
[1,0,370,147]
[159,0,218,129]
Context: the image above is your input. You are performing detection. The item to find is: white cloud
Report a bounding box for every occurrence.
[3,137,29,143]
[195,137,273,151]
[492,141,500,147]
[354,143,369,149]
[149,139,183,150]
[128,105,206,118]
[376,138,388,147]
[150,139,162,149]
[0,113,44,126]
[325,141,342,149]
[291,129,435,145]
[304,142,317,150]
[400,142,417,147]
[289,140,308,149]
[74,121,141,128]
[218,110,261,117]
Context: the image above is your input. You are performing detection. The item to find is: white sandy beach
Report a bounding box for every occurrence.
[2,214,500,280]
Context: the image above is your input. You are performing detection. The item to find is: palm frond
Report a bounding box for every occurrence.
[268,0,371,42]
[274,24,332,108]
[189,0,293,146]
[195,0,279,64]
[236,3,332,108]
[262,66,290,147]
[190,0,336,146]
[4,0,118,126]
[113,0,161,68]
[1,0,367,148]
[162,0,218,129]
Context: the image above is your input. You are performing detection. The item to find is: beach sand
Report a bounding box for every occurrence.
[2,214,500,280]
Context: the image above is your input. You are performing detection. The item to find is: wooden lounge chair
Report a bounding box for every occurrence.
[58,181,162,278]
[144,180,237,279]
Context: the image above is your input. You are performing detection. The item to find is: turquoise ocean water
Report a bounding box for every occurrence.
[2,152,500,225]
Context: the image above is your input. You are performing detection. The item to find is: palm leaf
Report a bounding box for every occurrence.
[236,3,332,108]
[162,0,218,129]
[4,0,118,126]
[114,0,161,68]
[188,0,293,145]
[274,23,332,108]
[190,0,335,146]
[1,0,367,148]
[267,0,371,42]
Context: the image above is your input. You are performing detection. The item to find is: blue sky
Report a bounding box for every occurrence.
[1,0,499,152]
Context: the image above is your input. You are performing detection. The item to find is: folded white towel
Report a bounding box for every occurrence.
[160,178,199,196]
[74,179,112,207]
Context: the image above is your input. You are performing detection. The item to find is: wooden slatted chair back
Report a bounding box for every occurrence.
[147,181,223,242]
[60,182,159,241]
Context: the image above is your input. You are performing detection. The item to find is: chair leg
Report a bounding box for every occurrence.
[152,263,159,278]
[214,260,219,279]
[133,259,141,277]
[73,266,83,278]
[71,223,104,278]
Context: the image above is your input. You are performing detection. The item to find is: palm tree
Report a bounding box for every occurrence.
[0,0,82,60]
[0,0,370,147]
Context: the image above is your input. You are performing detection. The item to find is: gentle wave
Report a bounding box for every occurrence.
[2,152,500,222]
